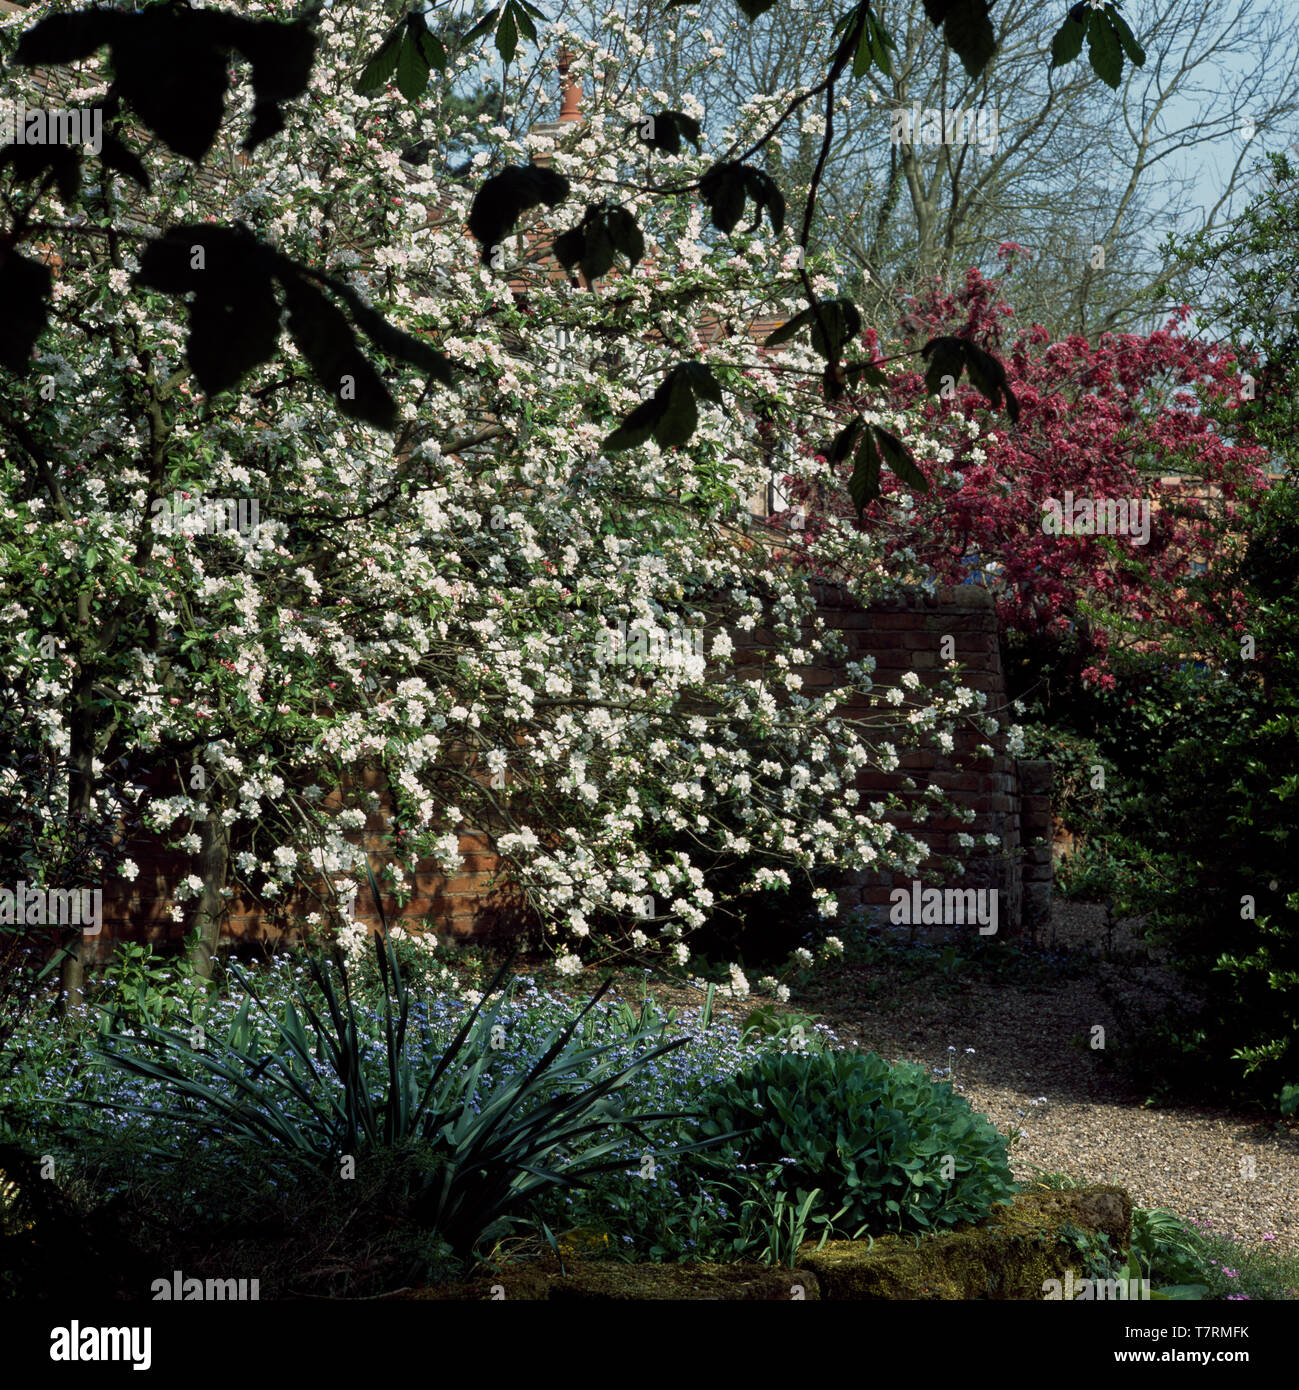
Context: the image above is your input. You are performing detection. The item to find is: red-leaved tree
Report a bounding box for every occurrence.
[788,251,1273,688]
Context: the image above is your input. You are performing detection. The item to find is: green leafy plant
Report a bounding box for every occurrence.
[93,942,208,1030]
[732,1177,834,1269]
[738,1004,830,1055]
[1130,1206,1211,1290]
[81,874,740,1261]
[687,1048,1017,1240]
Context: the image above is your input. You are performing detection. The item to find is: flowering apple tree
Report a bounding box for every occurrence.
[0,0,1015,1005]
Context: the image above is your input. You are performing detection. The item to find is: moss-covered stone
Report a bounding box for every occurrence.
[388,1259,820,1301]
[388,1185,1131,1300]
[794,1185,1133,1300]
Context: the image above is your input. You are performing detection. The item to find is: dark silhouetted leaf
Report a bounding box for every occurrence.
[921,335,966,399]
[764,308,815,348]
[281,273,398,429]
[844,360,890,389]
[328,281,455,383]
[99,131,151,191]
[136,225,441,423]
[227,16,317,150]
[13,10,119,65]
[809,298,862,359]
[0,140,82,204]
[827,419,864,466]
[136,227,280,397]
[636,111,702,155]
[699,162,747,235]
[873,425,928,492]
[921,0,997,78]
[418,27,448,70]
[496,5,519,65]
[963,341,1021,422]
[16,8,314,161]
[1108,8,1146,66]
[742,167,785,234]
[468,165,570,263]
[464,7,503,45]
[0,249,52,375]
[1087,6,1124,88]
[603,362,725,451]
[554,205,645,284]
[1050,5,1087,69]
[735,0,779,18]
[920,335,1019,420]
[849,425,881,514]
[602,394,661,452]
[679,360,724,405]
[356,31,402,92]
[397,29,430,101]
[657,370,698,448]
[188,268,281,398]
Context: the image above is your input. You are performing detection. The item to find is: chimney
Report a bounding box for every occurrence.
[556,47,583,125]
[529,47,583,167]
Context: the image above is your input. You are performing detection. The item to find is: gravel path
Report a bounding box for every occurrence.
[579,903,1299,1257]
[785,904,1299,1256]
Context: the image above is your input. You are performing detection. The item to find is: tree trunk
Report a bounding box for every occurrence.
[56,655,97,1013]
[184,811,230,980]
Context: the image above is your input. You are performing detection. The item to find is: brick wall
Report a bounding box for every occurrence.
[79,582,1051,962]
[795,583,1051,940]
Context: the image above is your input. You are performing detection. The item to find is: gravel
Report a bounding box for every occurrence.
[579,901,1299,1258]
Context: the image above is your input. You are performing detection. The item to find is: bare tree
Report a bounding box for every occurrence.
[547,0,1298,339]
